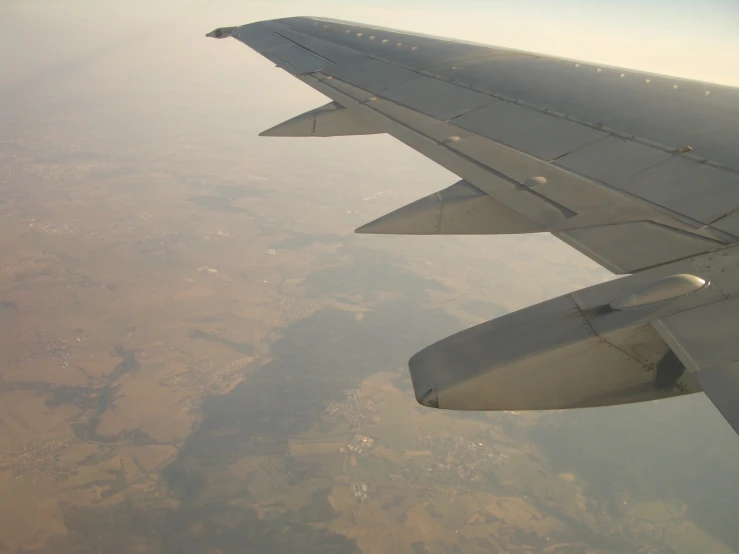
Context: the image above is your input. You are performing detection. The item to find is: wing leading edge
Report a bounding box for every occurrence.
[208,18,739,436]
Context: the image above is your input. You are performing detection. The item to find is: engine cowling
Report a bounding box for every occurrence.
[409,274,709,412]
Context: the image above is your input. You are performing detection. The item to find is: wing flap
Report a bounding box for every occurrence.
[617,157,739,225]
[556,222,726,273]
[654,297,739,371]
[654,298,739,434]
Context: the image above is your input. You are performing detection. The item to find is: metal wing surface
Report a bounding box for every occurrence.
[208,18,739,436]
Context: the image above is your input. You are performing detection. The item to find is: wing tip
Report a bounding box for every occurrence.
[206,26,238,39]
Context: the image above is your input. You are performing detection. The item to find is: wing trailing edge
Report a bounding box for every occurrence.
[260,102,381,137]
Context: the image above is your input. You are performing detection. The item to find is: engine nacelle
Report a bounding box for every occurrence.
[409,273,711,411]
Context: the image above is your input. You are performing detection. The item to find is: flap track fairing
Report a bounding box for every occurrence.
[260,101,381,137]
[355,180,543,235]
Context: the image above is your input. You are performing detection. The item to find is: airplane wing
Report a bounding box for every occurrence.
[208,18,739,436]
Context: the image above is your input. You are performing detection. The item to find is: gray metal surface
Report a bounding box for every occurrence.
[323,59,418,93]
[616,157,739,225]
[208,17,739,435]
[712,213,739,237]
[556,136,674,185]
[268,27,365,65]
[268,43,332,73]
[656,297,739,371]
[284,17,483,70]
[557,222,724,273]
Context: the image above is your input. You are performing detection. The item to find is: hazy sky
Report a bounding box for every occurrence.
[3,0,738,85]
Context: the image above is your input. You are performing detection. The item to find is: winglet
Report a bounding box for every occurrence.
[260,102,381,137]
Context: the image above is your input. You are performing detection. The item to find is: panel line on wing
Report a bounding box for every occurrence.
[369,65,736,175]
[258,17,739,174]
[273,32,338,64]
[302,33,739,176]
[547,144,739,235]
[549,134,612,162]
[556,223,726,274]
[312,74,578,220]
[396,64,739,176]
